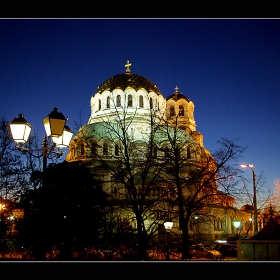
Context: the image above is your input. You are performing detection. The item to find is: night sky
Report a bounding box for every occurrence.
[1,18,279,195]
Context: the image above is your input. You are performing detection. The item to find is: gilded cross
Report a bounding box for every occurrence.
[125,60,132,73]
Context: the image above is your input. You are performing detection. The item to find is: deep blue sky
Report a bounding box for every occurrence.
[1,18,279,194]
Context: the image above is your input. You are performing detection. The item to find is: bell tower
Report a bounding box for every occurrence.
[166,85,204,147]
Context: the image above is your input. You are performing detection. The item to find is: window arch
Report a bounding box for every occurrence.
[170,106,175,117]
[81,143,86,156]
[106,96,110,109]
[98,99,101,111]
[152,145,158,158]
[164,147,170,158]
[90,140,98,156]
[128,94,133,107]
[179,105,184,116]
[116,95,121,107]
[77,141,86,157]
[150,97,153,109]
[139,95,144,108]
[103,142,109,155]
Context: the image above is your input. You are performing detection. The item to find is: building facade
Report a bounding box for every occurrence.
[66,61,255,243]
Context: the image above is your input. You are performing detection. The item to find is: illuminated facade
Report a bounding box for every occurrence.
[66,61,255,241]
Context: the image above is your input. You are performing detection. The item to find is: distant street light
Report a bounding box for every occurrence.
[233,220,241,238]
[240,163,258,235]
[164,220,173,261]
[9,107,73,190]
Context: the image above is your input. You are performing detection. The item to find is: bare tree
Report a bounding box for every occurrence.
[158,114,247,259]
[71,92,171,260]
[0,116,34,254]
[238,169,270,214]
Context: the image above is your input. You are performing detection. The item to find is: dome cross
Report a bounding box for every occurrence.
[175,85,179,101]
[125,60,132,73]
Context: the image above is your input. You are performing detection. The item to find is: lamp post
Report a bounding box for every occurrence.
[164,220,173,261]
[9,108,73,261]
[233,220,241,238]
[241,163,258,235]
[9,107,73,190]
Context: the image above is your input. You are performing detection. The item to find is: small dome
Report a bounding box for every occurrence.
[166,92,190,102]
[241,204,253,211]
[95,73,162,95]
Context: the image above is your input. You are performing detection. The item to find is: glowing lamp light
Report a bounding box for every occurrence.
[9,114,32,144]
[164,220,173,232]
[43,107,67,138]
[51,125,73,148]
[233,220,241,229]
[0,203,6,211]
[241,163,254,169]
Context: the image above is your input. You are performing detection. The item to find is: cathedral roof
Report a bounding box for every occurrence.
[95,73,162,95]
[166,93,190,102]
[166,86,191,102]
[240,204,253,211]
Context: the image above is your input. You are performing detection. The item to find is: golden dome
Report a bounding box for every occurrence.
[95,73,162,95]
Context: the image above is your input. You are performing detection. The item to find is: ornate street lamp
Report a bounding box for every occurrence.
[9,108,73,189]
[51,125,74,148]
[9,114,32,144]
[241,163,258,234]
[42,107,67,138]
[164,220,173,261]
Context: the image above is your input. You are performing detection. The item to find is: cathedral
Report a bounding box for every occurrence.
[66,61,255,242]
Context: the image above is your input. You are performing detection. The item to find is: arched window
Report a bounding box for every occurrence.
[90,141,98,156]
[179,105,184,116]
[98,99,101,110]
[115,143,119,156]
[139,95,144,108]
[77,142,85,157]
[103,142,109,155]
[128,94,133,107]
[81,143,86,156]
[164,147,169,158]
[152,145,158,158]
[116,95,121,107]
[170,106,175,117]
[150,97,153,109]
[106,96,110,109]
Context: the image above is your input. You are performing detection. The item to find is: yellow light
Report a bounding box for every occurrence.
[164,220,173,231]
[0,204,6,211]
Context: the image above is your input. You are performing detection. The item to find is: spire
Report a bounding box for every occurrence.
[125,60,132,74]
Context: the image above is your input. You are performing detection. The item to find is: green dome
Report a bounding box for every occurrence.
[76,122,197,146]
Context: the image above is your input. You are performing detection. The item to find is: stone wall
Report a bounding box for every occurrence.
[237,239,280,261]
